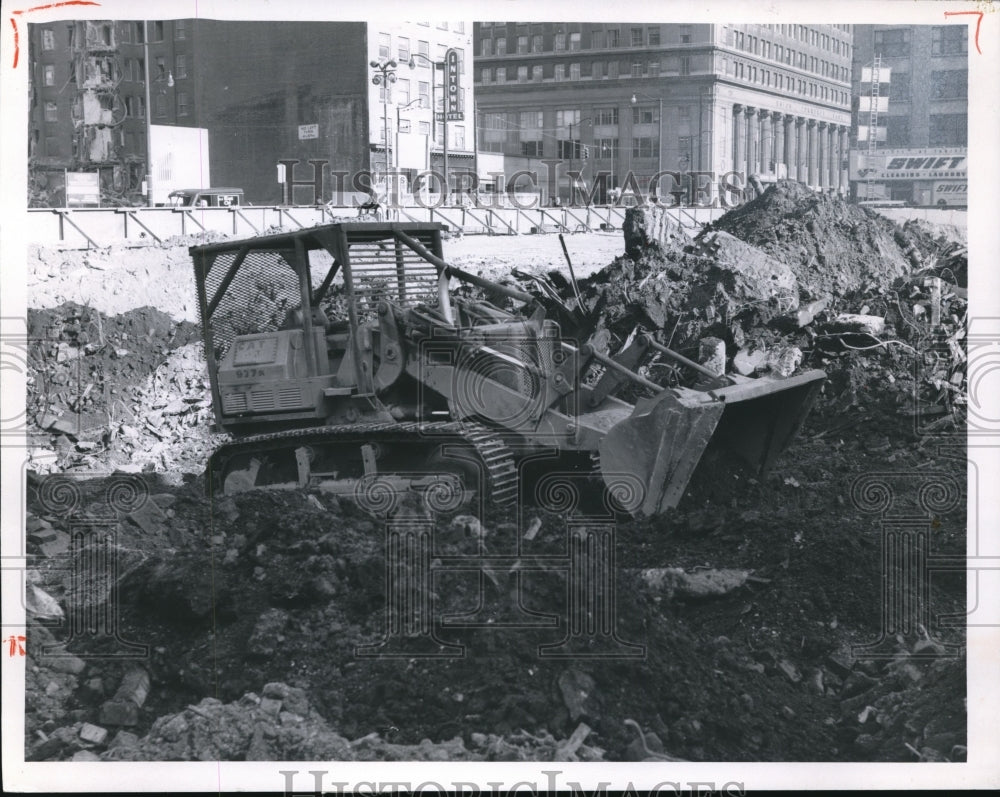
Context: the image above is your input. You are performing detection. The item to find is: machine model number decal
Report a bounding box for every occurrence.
[233,337,279,366]
[235,368,266,379]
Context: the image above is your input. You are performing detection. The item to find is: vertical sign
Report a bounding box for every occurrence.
[445,48,463,121]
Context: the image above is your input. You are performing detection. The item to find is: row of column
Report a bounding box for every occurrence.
[733,104,849,193]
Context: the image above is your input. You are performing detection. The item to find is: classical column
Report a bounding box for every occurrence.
[795,117,807,183]
[828,125,839,191]
[838,126,850,194]
[773,112,785,178]
[807,120,818,188]
[787,117,800,182]
[733,104,747,177]
[818,122,829,190]
[746,107,759,176]
[760,111,774,175]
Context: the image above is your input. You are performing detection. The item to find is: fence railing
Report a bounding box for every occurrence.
[26,204,728,248]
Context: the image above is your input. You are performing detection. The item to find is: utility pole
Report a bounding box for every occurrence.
[143,20,153,206]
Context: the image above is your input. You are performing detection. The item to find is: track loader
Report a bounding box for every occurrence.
[191,222,824,517]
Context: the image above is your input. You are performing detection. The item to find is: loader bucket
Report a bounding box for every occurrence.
[598,369,825,517]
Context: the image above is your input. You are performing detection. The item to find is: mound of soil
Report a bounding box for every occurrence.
[707,181,912,300]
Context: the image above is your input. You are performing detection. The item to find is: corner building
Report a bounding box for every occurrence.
[473,22,854,203]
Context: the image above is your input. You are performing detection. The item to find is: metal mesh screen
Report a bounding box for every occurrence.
[346,240,441,319]
[201,248,301,361]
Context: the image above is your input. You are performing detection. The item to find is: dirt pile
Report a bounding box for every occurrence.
[26,303,204,475]
[23,463,966,762]
[706,180,912,300]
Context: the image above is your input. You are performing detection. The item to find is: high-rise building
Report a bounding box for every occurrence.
[849,25,968,205]
[473,22,854,204]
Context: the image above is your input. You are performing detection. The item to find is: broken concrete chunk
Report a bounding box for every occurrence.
[78,723,108,746]
[71,750,102,762]
[698,337,727,377]
[38,530,71,558]
[127,500,166,536]
[767,346,803,378]
[829,314,886,336]
[732,347,768,376]
[637,567,750,599]
[99,667,150,726]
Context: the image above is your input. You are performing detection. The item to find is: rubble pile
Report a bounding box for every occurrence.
[26,303,203,474]
[706,180,912,300]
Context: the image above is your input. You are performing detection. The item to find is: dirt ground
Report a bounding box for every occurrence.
[21,186,968,763]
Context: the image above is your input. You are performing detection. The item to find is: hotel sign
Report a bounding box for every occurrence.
[445,48,463,121]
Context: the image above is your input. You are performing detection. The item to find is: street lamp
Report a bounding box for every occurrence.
[407,52,449,201]
[370,58,399,184]
[566,116,594,205]
[630,91,664,178]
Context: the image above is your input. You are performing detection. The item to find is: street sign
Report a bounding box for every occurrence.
[298,124,319,140]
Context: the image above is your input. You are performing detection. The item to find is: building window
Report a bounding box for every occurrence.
[175,20,186,39]
[631,62,642,77]
[648,60,660,77]
[679,25,691,44]
[517,65,528,83]
[932,26,968,56]
[44,101,58,122]
[532,65,543,81]
[481,38,493,56]
[175,54,187,79]
[177,92,189,116]
[496,37,507,55]
[678,136,692,160]
[155,94,166,117]
[569,62,581,80]
[632,137,658,158]
[593,61,604,79]
[480,67,491,84]
[42,28,55,49]
[419,81,430,106]
[555,32,566,51]
[570,32,581,52]
[680,56,690,75]
[155,56,166,79]
[532,34,543,53]
[608,60,619,79]
[931,70,967,99]
[496,67,506,82]
[43,64,56,86]
[397,78,410,104]
[517,35,528,54]
[455,22,465,33]
[648,27,661,46]
[556,109,581,131]
[678,105,690,119]
[151,21,164,41]
[631,27,643,47]
[120,23,131,43]
[454,125,465,149]
[929,113,967,146]
[398,37,410,61]
[522,141,543,157]
[378,33,390,59]
[419,40,430,60]
[632,105,658,125]
[607,28,620,47]
[596,138,618,159]
[454,47,465,74]
[555,64,565,81]
[874,29,910,57]
[595,107,618,125]
[437,22,448,30]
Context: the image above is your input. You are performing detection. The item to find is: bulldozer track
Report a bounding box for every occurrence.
[208,420,519,505]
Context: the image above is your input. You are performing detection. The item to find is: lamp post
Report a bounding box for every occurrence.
[407,52,449,201]
[630,91,664,178]
[370,58,399,187]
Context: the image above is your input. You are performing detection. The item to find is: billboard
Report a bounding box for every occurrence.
[849,147,967,181]
[149,125,211,206]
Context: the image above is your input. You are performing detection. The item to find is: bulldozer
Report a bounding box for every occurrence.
[191,221,825,517]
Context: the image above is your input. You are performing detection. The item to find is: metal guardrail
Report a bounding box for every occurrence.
[25,204,728,248]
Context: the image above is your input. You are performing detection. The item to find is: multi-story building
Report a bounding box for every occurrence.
[27,19,474,206]
[849,25,968,205]
[473,22,854,204]
[367,21,474,196]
